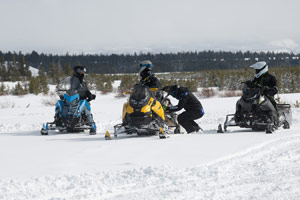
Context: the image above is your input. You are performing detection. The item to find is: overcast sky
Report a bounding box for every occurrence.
[1,0,300,54]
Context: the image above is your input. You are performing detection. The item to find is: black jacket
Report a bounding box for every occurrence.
[251,73,278,97]
[169,87,203,112]
[70,74,91,99]
[140,74,162,100]
[140,74,161,89]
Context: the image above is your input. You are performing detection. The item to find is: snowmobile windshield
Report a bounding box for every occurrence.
[129,84,151,107]
[242,86,261,101]
[56,77,72,96]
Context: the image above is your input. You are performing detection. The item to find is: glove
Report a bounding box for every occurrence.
[162,105,167,111]
[245,80,253,88]
[165,107,171,113]
[87,94,96,102]
[262,86,270,94]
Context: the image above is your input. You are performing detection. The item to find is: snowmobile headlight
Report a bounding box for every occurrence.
[138,98,147,105]
[130,98,138,105]
[259,96,265,104]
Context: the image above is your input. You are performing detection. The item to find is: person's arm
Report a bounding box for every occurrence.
[168,96,188,112]
[264,76,278,96]
[70,76,80,91]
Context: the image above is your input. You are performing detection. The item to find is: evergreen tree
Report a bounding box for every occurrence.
[48,63,56,83]
[0,56,6,81]
[0,82,6,95]
[55,62,64,84]
[39,67,49,94]
[13,82,24,95]
[64,62,72,77]
[29,77,41,95]
[18,52,26,78]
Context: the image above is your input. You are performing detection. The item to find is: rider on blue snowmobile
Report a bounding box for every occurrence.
[71,65,96,101]
[54,65,96,133]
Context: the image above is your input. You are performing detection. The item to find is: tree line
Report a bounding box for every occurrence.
[0,50,299,74]
[0,50,299,96]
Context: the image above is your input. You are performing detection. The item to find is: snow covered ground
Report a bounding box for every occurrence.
[0,89,300,200]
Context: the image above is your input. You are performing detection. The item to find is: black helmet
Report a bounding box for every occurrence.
[169,85,180,99]
[73,65,86,76]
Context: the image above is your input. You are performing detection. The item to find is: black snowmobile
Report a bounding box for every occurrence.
[218,82,292,134]
[113,84,169,139]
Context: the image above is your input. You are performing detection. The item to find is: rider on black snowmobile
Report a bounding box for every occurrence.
[166,85,204,134]
[139,60,162,101]
[235,61,278,122]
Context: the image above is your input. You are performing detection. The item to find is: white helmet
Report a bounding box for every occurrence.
[249,61,268,78]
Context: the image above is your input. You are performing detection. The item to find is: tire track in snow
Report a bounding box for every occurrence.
[1,135,300,200]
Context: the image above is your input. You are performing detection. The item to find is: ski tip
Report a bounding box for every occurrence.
[217,124,224,133]
[105,130,112,140]
[159,127,169,139]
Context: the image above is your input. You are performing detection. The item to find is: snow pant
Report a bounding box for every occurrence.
[267,96,277,110]
[78,100,94,124]
[177,110,204,133]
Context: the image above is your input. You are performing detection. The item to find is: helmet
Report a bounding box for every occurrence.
[139,60,153,78]
[249,61,268,78]
[73,65,86,76]
[169,85,180,99]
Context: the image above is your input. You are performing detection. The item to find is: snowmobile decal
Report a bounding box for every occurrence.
[122,102,134,120]
[55,100,64,117]
[151,99,165,121]
[78,99,91,116]
[64,93,80,103]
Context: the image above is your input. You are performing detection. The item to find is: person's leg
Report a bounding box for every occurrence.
[189,111,204,131]
[82,105,94,124]
[82,104,96,133]
[178,111,198,133]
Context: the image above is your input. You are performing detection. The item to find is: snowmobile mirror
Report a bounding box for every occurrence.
[124,91,133,95]
[150,88,158,92]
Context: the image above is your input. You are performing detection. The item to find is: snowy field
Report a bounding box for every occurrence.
[0,88,300,200]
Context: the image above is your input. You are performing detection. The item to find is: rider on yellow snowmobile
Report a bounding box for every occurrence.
[139,60,162,101]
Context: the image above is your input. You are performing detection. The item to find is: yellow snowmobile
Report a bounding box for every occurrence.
[113,84,169,139]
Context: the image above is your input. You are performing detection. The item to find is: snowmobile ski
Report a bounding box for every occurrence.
[105,131,112,140]
[159,127,169,139]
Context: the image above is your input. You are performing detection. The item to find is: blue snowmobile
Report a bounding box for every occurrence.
[41,78,96,135]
